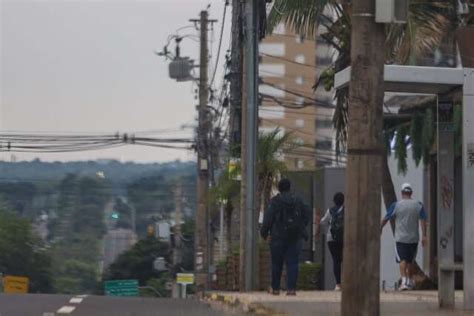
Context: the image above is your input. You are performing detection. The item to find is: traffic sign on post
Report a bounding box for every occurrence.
[104,279,139,297]
[176,273,194,299]
[176,273,194,285]
[3,275,29,294]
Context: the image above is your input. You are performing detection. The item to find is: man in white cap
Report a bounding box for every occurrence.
[381,183,427,290]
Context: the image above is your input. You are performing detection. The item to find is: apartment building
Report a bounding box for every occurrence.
[258,23,336,170]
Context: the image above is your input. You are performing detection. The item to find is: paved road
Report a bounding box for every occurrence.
[0,294,230,316]
[102,229,136,269]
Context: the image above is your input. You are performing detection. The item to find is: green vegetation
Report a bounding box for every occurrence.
[103,237,170,286]
[0,211,53,293]
[50,175,110,294]
[297,263,321,290]
[0,160,197,294]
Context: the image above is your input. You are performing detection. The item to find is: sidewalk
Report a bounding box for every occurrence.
[208,291,471,315]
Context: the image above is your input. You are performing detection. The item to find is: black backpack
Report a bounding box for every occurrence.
[330,206,344,242]
[280,198,301,242]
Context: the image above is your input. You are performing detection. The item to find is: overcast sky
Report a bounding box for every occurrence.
[0,0,230,163]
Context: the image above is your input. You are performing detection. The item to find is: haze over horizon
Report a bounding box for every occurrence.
[1,0,230,163]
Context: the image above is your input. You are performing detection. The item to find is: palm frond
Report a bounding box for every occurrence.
[267,0,332,36]
[387,0,455,64]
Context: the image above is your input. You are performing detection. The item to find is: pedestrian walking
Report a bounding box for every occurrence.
[381,183,427,291]
[260,178,309,296]
[318,192,345,291]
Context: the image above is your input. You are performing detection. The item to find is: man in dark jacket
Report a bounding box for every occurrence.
[260,178,309,295]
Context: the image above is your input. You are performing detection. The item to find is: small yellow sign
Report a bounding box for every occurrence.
[4,275,29,294]
[176,273,194,285]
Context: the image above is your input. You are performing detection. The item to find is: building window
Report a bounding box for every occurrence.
[316,119,333,129]
[295,76,304,85]
[295,34,304,44]
[274,23,286,34]
[295,96,305,106]
[295,158,305,170]
[260,43,286,57]
[315,140,332,150]
[295,138,305,146]
[295,54,306,64]
[295,119,305,128]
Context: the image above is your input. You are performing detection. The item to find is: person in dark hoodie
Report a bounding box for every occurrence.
[260,178,309,296]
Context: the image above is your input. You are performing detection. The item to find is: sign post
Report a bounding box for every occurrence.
[3,275,29,294]
[104,279,139,297]
[176,273,194,298]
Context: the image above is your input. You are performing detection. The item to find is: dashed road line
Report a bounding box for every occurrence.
[57,306,76,314]
[69,297,83,304]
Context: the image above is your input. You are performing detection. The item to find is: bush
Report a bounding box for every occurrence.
[297,262,322,290]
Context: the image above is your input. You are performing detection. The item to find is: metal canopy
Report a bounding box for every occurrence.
[335,65,465,94]
[335,64,474,311]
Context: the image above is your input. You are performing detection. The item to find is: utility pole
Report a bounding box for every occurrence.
[229,0,243,157]
[190,10,216,292]
[341,0,385,315]
[240,0,259,292]
[173,182,183,268]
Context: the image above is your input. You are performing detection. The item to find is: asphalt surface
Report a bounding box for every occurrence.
[102,228,136,269]
[0,294,229,316]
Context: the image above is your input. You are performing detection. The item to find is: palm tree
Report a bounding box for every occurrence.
[256,128,296,214]
[209,128,298,252]
[266,0,460,287]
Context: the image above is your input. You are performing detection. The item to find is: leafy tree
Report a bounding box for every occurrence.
[50,175,110,294]
[180,219,195,272]
[0,210,53,293]
[0,182,37,217]
[103,237,170,286]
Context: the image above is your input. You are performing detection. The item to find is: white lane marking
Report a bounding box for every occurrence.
[57,306,76,314]
[76,294,88,298]
[43,313,55,316]
[69,297,83,304]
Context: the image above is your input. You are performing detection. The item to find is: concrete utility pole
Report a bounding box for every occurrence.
[191,10,216,292]
[229,0,243,157]
[341,0,385,314]
[173,182,183,268]
[240,0,259,292]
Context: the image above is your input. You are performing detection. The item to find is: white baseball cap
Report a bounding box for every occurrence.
[401,183,413,193]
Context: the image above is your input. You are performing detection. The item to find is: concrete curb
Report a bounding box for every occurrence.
[205,293,289,316]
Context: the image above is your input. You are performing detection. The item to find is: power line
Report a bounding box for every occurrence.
[260,52,331,70]
[209,0,229,87]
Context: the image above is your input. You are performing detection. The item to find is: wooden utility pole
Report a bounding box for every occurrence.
[191,10,216,292]
[341,0,385,314]
[240,0,259,292]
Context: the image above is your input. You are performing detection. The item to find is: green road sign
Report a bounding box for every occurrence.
[104,279,139,297]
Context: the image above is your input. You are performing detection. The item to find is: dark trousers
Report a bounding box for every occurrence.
[270,239,302,291]
[328,241,343,285]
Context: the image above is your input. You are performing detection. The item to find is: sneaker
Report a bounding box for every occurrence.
[334,284,341,291]
[399,283,409,291]
[286,290,296,296]
[271,290,280,296]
